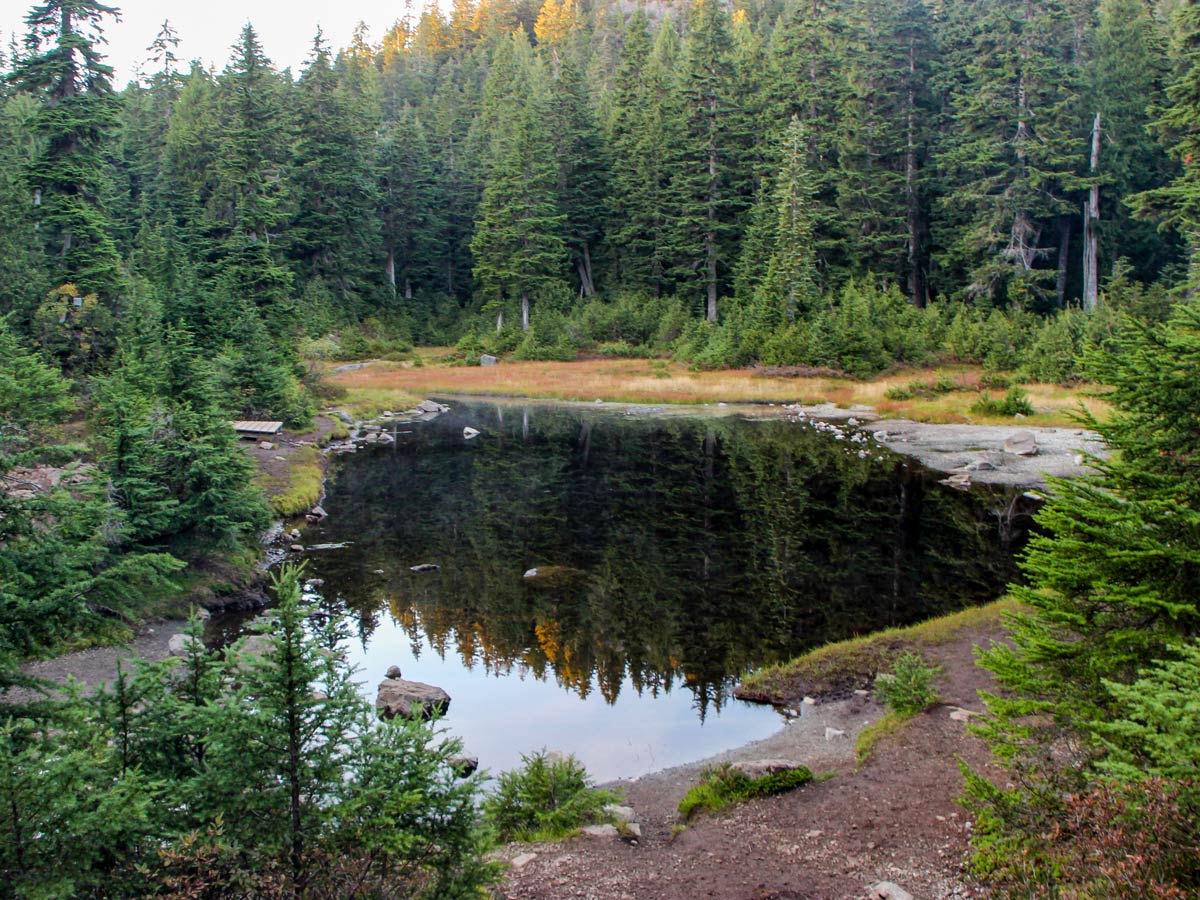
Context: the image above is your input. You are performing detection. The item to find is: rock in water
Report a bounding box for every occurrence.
[410,563,440,573]
[463,426,481,439]
[376,678,451,720]
[1003,430,1039,456]
[417,399,446,413]
[521,565,585,588]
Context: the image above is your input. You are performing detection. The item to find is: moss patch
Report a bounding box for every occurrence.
[678,763,813,821]
[257,445,326,517]
[737,598,1020,705]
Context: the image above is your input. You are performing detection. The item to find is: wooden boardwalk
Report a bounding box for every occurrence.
[232,420,284,437]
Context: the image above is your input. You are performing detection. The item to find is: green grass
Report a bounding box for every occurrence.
[737,598,1020,705]
[258,445,326,517]
[855,711,915,768]
[678,763,813,821]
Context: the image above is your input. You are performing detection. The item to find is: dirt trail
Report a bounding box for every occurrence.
[494,623,1004,900]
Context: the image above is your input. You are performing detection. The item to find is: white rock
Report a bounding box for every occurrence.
[463,426,481,439]
[802,696,817,706]
[604,805,636,824]
[510,852,537,869]
[622,822,642,839]
[869,881,914,900]
[824,727,846,741]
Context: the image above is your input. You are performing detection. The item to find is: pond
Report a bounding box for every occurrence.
[287,401,1030,783]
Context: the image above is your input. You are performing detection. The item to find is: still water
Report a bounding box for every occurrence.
[294,401,1028,782]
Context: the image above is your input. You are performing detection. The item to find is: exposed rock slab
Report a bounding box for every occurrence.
[871,420,1106,488]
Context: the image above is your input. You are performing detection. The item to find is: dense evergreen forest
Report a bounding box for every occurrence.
[1,0,1198,391]
[2,0,1200,896]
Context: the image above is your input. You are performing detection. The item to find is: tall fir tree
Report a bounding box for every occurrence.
[8,0,125,343]
[470,32,566,331]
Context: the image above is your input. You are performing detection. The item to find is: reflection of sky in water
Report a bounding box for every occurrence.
[339,611,786,783]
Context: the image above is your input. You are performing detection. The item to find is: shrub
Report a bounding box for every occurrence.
[873,651,941,715]
[971,386,1035,417]
[483,751,619,843]
[678,763,813,821]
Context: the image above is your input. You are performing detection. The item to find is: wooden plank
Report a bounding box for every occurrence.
[231,420,284,435]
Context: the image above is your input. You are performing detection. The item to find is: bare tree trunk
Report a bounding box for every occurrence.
[495,309,504,333]
[385,249,396,292]
[1083,112,1101,312]
[1055,216,1071,308]
[577,244,596,297]
[520,292,530,331]
[905,34,926,308]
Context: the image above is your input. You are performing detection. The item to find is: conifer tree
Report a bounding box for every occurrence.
[209,25,295,337]
[764,115,820,320]
[936,0,1084,306]
[471,33,566,331]
[671,0,748,321]
[379,104,442,306]
[289,31,381,317]
[1129,0,1200,287]
[607,11,685,295]
[8,1,125,329]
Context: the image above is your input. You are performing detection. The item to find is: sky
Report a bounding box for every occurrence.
[1,1,413,83]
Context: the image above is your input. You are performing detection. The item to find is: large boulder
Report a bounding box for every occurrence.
[417,399,448,413]
[376,677,451,720]
[480,354,499,366]
[1003,430,1039,456]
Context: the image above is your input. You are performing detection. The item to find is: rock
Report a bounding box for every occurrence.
[868,882,914,900]
[256,441,273,450]
[729,759,807,780]
[853,689,869,697]
[1003,430,1039,456]
[290,544,304,552]
[288,528,301,540]
[824,727,847,741]
[417,399,446,413]
[306,542,349,551]
[450,756,479,777]
[480,354,499,366]
[847,417,859,426]
[604,805,636,824]
[167,632,201,656]
[386,665,402,679]
[376,678,451,720]
[410,563,440,573]
[965,459,997,472]
[304,578,324,589]
[331,410,354,424]
[948,706,978,722]
[622,822,642,839]
[580,824,619,839]
[940,472,972,491]
[463,426,481,439]
[510,852,537,869]
[310,505,328,519]
[802,696,817,706]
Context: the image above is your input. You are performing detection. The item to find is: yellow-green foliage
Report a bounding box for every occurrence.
[678,763,813,821]
[738,598,1019,704]
[855,711,914,767]
[259,446,325,517]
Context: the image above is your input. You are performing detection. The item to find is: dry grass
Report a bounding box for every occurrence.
[324,359,1105,426]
